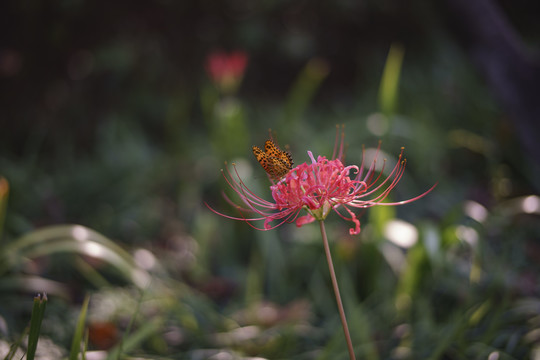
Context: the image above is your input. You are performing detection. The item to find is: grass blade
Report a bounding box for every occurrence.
[3,327,28,360]
[69,295,90,360]
[0,225,150,288]
[26,293,47,360]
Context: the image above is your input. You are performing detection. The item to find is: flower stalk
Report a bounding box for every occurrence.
[319,220,356,360]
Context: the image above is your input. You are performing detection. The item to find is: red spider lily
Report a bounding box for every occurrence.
[205,50,248,93]
[208,129,435,235]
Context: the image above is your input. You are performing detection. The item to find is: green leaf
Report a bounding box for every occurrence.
[378,43,405,116]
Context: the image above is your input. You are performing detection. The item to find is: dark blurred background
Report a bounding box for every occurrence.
[1,0,540,358]
[2,0,538,151]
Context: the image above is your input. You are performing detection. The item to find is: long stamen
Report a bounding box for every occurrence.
[332,125,340,160]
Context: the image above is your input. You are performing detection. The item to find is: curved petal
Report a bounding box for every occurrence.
[296,214,316,228]
[345,207,361,235]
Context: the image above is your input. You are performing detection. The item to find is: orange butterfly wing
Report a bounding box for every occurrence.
[253,140,293,179]
[252,146,269,170]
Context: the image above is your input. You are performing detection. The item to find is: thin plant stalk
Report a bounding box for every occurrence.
[319,220,356,360]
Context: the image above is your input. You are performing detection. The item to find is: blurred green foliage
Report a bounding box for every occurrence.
[1,0,540,359]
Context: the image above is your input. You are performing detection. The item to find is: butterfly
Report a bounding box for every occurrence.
[252,140,293,180]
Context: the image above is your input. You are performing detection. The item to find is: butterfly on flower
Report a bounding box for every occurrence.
[252,140,293,180]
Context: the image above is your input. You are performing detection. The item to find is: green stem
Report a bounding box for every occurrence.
[319,220,356,360]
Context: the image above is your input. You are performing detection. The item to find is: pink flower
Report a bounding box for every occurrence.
[208,129,434,235]
[205,50,248,94]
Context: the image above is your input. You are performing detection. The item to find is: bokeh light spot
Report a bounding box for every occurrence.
[522,195,540,214]
[384,219,418,248]
[366,113,389,136]
[72,226,90,242]
[84,242,104,258]
[134,248,156,270]
[463,200,488,223]
[456,225,479,247]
